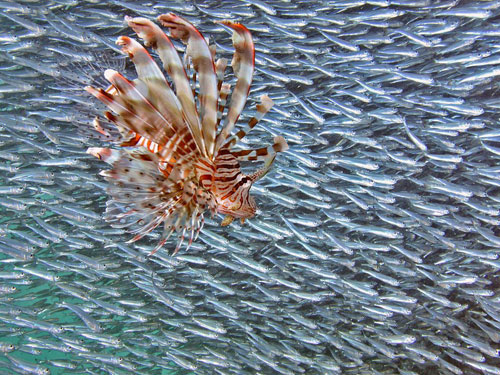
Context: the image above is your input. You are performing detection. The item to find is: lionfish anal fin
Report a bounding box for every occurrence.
[221,214,234,227]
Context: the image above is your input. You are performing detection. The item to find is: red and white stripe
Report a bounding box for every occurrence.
[158,13,218,159]
[215,21,255,149]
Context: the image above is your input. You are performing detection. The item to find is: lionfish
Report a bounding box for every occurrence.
[85,14,288,254]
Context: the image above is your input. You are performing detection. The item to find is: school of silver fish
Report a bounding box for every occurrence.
[0,0,500,374]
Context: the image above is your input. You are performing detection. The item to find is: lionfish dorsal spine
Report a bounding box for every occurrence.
[223,94,274,149]
[217,83,231,128]
[158,13,218,159]
[125,16,207,158]
[215,21,255,150]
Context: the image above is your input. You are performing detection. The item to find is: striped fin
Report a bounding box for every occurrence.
[85,83,176,148]
[116,36,165,82]
[215,21,255,148]
[116,36,187,134]
[247,136,287,182]
[105,84,117,95]
[119,132,142,148]
[92,117,111,137]
[87,147,121,164]
[125,16,206,157]
[90,148,162,187]
[126,133,162,154]
[104,69,177,139]
[223,94,273,149]
[215,58,228,95]
[85,86,157,136]
[157,126,198,179]
[150,183,205,255]
[92,116,113,141]
[128,212,167,243]
[215,59,229,128]
[127,194,183,243]
[90,147,206,253]
[103,69,143,101]
[217,83,231,127]
[158,13,218,158]
[152,209,189,256]
[85,86,127,114]
[231,135,288,162]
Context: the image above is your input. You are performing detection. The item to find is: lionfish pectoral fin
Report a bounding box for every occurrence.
[87,147,122,165]
[221,214,234,227]
[87,147,105,160]
[92,117,111,136]
[172,229,186,256]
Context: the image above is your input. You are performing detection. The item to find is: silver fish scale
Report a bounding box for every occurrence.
[0,0,500,374]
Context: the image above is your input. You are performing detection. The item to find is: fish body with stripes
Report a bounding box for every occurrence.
[85,14,288,254]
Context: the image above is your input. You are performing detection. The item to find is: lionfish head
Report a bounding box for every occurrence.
[215,175,257,219]
[214,135,288,222]
[213,150,256,220]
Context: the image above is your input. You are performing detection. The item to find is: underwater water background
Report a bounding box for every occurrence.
[1,0,500,374]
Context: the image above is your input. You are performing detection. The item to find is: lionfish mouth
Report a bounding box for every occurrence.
[85,13,288,254]
[216,205,255,219]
